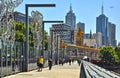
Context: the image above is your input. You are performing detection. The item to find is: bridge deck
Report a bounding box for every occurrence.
[4,61,81,78]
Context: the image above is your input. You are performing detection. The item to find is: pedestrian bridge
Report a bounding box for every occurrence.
[2,60,120,78]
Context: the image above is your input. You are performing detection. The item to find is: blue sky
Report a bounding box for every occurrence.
[15,0,120,44]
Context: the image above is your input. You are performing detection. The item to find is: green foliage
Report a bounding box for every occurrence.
[14,21,48,51]
[99,46,119,64]
[29,24,34,47]
[15,30,26,42]
[44,31,48,50]
[115,46,120,61]
[14,21,26,42]
[14,21,34,47]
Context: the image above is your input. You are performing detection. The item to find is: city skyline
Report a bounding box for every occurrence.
[15,0,120,44]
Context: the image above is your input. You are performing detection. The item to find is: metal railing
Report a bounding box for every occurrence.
[0,39,24,77]
[82,60,120,78]
[0,38,57,77]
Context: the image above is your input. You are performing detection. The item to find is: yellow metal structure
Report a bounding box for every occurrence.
[64,43,100,51]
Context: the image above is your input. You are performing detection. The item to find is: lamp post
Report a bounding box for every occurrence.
[42,21,63,59]
[25,4,55,72]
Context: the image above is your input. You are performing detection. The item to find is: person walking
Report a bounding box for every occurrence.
[62,58,65,66]
[77,59,81,66]
[68,58,71,65]
[48,58,52,70]
[37,57,40,71]
[37,56,44,71]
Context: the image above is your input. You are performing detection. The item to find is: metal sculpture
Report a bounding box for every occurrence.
[31,10,43,54]
[0,0,23,40]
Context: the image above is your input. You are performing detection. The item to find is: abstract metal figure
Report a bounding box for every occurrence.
[0,0,23,40]
[31,10,43,55]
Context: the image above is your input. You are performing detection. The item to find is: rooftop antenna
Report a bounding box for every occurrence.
[70,3,73,12]
[101,1,104,14]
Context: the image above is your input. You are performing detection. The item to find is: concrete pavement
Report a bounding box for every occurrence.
[4,61,81,78]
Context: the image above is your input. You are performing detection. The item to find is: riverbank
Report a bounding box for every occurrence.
[112,69,120,74]
[101,65,120,74]
[93,63,120,74]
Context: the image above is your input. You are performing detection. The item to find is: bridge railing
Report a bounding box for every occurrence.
[82,60,120,78]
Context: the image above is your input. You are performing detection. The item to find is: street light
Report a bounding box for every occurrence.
[25,4,55,72]
[42,21,63,59]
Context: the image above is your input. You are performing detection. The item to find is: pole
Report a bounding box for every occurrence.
[25,5,29,72]
[50,29,53,59]
[42,22,44,57]
[25,4,56,72]
[56,35,59,64]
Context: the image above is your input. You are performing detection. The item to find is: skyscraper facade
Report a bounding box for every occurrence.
[65,5,76,44]
[108,22,116,47]
[77,22,85,34]
[51,24,71,43]
[93,32,102,48]
[96,5,108,46]
[65,5,76,29]
[14,11,32,23]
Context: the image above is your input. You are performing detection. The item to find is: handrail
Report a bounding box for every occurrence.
[82,60,120,78]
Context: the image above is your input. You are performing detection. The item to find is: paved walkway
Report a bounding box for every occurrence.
[4,61,80,78]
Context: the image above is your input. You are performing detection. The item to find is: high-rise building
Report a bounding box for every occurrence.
[77,22,85,35]
[65,4,76,44]
[108,22,116,47]
[14,11,32,23]
[84,30,97,48]
[50,24,72,58]
[51,24,71,43]
[84,34,90,39]
[65,4,76,29]
[93,32,102,48]
[96,4,108,46]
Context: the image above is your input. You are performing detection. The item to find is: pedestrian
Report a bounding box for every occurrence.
[68,58,71,65]
[37,56,44,71]
[48,58,52,70]
[77,59,81,66]
[59,58,62,65]
[62,58,65,66]
[37,57,40,71]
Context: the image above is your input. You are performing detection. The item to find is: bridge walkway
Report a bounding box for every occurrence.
[4,61,81,78]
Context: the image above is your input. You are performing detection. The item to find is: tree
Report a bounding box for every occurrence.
[44,31,48,50]
[14,21,34,46]
[14,21,48,51]
[14,21,26,42]
[99,46,119,64]
[115,46,120,61]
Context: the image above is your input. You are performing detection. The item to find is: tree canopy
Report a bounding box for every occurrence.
[14,21,26,42]
[44,31,48,50]
[14,21,48,50]
[115,46,120,61]
[99,46,119,64]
